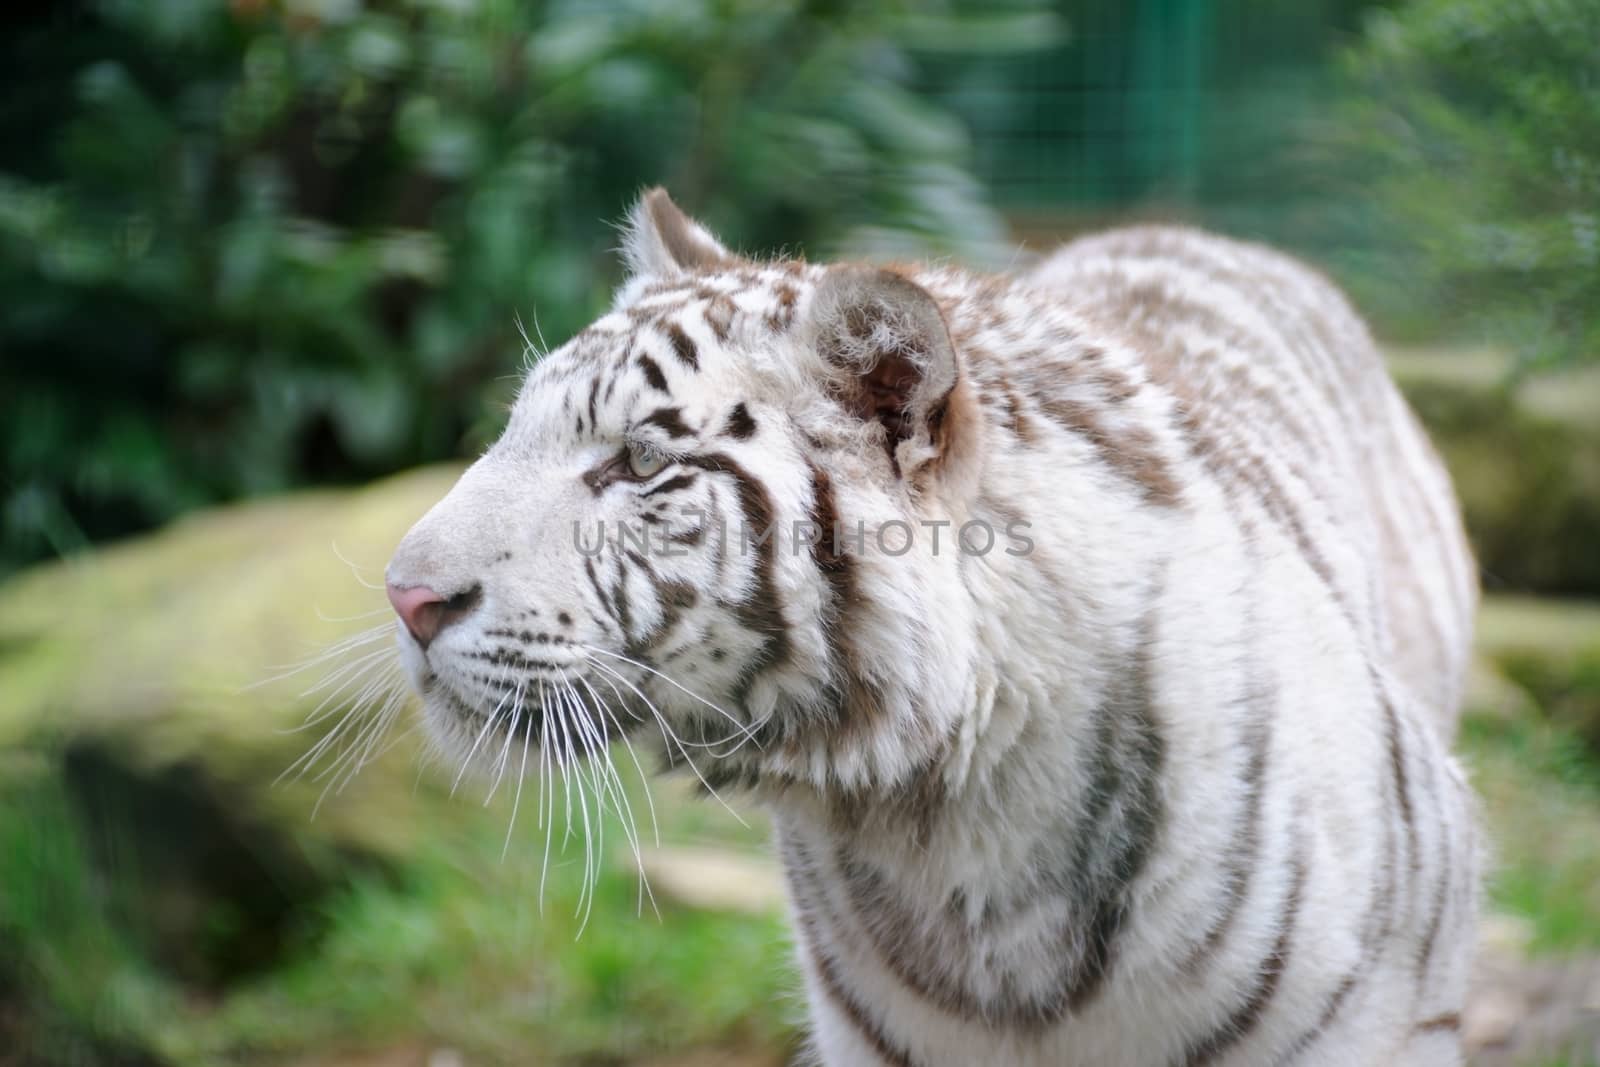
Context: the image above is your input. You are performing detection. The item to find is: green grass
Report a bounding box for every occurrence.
[180,809,797,1064]
[1,748,798,1067]
[1459,708,1600,953]
[0,756,184,1065]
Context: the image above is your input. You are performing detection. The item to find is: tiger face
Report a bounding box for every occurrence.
[386,190,986,794]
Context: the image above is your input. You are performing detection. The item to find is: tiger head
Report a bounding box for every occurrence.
[386,189,991,796]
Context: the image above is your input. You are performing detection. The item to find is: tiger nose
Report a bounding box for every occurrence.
[386,581,482,650]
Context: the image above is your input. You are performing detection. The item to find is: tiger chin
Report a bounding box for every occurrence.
[385,188,1480,1066]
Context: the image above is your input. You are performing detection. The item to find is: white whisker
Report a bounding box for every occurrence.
[278,652,402,734]
[312,684,407,818]
[569,676,658,918]
[247,623,393,691]
[503,691,534,861]
[330,539,387,592]
[575,672,660,848]
[277,663,404,785]
[483,685,526,807]
[581,655,748,829]
[538,683,556,914]
[584,646,760,747]
[451,685,515,797]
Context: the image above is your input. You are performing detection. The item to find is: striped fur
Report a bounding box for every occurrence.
[386,190,1480,1066]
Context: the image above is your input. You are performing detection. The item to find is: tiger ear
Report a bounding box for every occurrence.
[811,266,981,490]
[622,187,738,278]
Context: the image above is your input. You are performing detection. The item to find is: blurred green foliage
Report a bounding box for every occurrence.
[1342,0,1600,372]
[0,0,1057,576]
[0,748,796,1066]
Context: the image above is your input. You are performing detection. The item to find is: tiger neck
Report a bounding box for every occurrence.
[777,517,1172,921]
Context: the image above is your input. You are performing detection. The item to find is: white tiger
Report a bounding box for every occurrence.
[384,189,1480,1065]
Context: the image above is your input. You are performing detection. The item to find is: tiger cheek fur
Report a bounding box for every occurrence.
[387,189,1480,1066]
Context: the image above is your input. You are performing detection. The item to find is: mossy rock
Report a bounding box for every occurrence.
[0,464,467,858]
[1389,348,1600,597]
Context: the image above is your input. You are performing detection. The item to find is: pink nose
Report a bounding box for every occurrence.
[386,582,479,649]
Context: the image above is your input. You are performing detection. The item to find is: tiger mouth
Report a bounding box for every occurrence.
[428,670,636,749]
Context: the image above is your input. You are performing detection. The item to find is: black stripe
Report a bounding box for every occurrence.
[724,402,758,440]
[623,548,697,652]
[666,322,699,369]
[783,837,921,1067]
[1059,613,1167,1013]
[581,556,621,637]
[643,472,698,497]
[807,459,853,609]
[810,943,920,1067]
[1381,685,1423,896]
[610,564,633,639]
[681,453,790,720]
[1411,700,1453,986]
[1287,973,1359,1058]
[1174,826,1309,1066]
[1279,675,1411,1059]
[642,407,694,438]
[637,353,670,393]
[1183,674,1273,975]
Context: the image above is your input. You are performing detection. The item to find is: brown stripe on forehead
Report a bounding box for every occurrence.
[724,402,757,440]
[705,293,736,341]
[666,322,699,369]
[641,407,694,438]
[636,353,670,394]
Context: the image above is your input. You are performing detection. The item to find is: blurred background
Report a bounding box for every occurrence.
[1,0,1597,1064]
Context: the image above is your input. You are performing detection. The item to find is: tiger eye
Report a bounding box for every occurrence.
[626,441,667,479]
